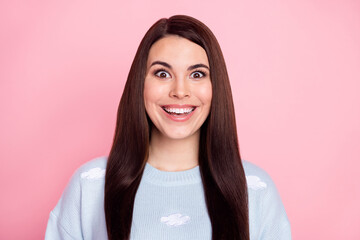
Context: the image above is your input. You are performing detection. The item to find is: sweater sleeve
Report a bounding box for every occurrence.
[258,172,292,240]
[45,168,84,240]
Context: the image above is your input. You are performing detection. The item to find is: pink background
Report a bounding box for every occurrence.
[1,0,359,239]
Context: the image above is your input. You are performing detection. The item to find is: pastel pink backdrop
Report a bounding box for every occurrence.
[1,0,359,239]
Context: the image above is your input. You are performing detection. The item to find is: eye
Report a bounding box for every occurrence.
[154,69,171,79]
[190,71,206,79]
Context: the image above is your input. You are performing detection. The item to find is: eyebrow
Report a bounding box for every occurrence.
[150,61,210,71]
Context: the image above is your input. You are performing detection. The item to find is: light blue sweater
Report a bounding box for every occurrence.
[45,156,291,239]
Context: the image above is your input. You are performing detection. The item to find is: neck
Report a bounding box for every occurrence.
[147,128,200,172]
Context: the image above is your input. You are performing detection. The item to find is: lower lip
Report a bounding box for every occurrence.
[162,108,196,122]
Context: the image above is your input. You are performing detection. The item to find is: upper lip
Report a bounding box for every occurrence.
[161,104,197,108]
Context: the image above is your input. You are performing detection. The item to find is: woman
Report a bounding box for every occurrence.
[45,15,291,240]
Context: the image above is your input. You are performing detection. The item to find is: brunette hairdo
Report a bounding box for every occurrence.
[105,15,249,240]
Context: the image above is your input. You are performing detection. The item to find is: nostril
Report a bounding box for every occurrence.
[170,90,191,98]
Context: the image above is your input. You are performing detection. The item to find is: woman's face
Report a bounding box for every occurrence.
[144,35,212,140]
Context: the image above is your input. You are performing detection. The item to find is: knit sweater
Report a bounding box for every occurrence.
[45,156,291,239]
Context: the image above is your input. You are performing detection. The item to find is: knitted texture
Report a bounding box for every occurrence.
[45,156,291,240]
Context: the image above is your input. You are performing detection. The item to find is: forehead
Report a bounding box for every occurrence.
[146,35,209,68]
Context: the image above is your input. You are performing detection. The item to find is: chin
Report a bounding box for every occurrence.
[164,133,193,140]
[162,129,198,140]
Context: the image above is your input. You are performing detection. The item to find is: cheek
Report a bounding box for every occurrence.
[143,82,153,111]
[197,83,212,105]
[144,80,166,107]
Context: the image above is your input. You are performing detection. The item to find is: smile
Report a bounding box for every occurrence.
[162,107,195,115]
[161,105,197,122]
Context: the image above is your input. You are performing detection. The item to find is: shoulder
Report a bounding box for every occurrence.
[77,155,108,172]
[75,155,108,180]
[242,159,292,238]
[53,156,108,218]
[54,155,108,204]
[46,156,109,239]
[242,159,275,191]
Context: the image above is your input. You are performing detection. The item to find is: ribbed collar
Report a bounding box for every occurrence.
[142,162,202,186]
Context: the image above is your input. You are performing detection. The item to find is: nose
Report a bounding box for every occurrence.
[169,77,190,99]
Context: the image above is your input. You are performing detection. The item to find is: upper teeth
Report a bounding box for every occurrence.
[164,107,195,114]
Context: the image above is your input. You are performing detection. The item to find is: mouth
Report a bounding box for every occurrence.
[161,105,197,116]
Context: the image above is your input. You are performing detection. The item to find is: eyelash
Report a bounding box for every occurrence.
[191,70,206,78]
[153,68,207,79]
[154,68,170,78]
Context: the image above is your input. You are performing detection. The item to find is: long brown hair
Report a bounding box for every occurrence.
[105,15,249,240]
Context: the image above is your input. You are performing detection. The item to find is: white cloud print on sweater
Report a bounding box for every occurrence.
[160,213,190,227]
[81,168,105,179]
[246,175,267,190]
